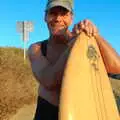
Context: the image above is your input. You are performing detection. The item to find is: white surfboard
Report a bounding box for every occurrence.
[59,32,120,120]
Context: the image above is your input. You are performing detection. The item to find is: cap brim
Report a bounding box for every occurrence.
[46,1,72,12]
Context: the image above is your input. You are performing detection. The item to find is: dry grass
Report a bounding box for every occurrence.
[0,47,119,120]
[0,47,38,120]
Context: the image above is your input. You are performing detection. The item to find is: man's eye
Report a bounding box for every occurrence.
[49,11,68,16]
[49,11,55,15]
[61,12,66,15]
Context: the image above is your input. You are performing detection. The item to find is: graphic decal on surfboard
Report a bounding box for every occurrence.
[87,45,100,71]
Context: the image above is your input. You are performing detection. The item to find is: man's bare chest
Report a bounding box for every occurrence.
[46,44,67,64]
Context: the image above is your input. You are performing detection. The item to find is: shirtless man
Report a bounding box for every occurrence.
[28,0,120,120]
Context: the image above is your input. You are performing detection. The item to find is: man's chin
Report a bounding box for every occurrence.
[51,30,65,36]
[52,33,62,36]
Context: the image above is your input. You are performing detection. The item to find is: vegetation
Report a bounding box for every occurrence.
[0,47,119,119]
[0,47,38,120]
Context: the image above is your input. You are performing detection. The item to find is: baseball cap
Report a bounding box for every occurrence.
[45,0,73,12]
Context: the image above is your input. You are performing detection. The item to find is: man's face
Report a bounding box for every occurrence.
[45,6,73,36]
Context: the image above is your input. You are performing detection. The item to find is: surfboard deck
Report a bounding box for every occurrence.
[59,32,120,120]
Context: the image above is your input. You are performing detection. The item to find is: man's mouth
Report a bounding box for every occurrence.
[50,26,63,33]
[50,23,64,27]
[50,27,66,35]
[48,23,66,35]
[52,25,63,28]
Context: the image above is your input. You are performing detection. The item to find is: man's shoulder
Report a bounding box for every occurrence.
[28,42,41,56]
[28,40,48,51]
[28,40,48,58]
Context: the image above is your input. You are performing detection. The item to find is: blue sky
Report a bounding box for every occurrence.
[0,0,120,54]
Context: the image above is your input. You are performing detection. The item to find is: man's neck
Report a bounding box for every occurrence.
[49,30,73,45]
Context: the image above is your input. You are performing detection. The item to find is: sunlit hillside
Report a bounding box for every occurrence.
[0,47,119,120]
[0,47,38,120]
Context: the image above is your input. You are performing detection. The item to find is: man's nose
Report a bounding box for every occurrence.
[54,14,62,21]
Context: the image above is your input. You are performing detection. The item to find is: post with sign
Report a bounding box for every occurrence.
[16,21,33,61]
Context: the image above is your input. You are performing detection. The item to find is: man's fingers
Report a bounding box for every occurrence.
[84,19,89,26]
[83,19,98,37]
[72,19,99,37]
[88,23,94,36]
[73,24,81,35]
[93,24,98,36]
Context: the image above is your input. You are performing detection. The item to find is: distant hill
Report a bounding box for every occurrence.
[0,47,119,120]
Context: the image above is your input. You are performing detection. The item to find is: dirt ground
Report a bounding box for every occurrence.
[0,71,39,120]
[9,104,36,120]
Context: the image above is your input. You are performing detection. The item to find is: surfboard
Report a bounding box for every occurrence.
[59,32,120,120]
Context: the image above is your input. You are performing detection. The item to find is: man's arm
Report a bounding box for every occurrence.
[95,35,120,74]
[28,42,71,91]
[72,19,120,74]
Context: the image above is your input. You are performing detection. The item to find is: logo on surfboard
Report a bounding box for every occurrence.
[87,45,100,70]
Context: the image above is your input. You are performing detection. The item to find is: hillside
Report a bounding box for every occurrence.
[0,47,38,120]
[0,47,119,120]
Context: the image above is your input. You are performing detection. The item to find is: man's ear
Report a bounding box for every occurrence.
[44,12,47,22]
[69,13,73,25]
[71,15,73,25]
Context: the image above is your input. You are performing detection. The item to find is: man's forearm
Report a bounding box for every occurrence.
[95,35,120,73]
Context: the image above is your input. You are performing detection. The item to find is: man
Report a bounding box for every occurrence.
[28,0,120,120]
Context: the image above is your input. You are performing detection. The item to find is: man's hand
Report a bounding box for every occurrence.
[72,19,98,37]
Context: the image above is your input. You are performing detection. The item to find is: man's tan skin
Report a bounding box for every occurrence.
[28,6,120,106]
